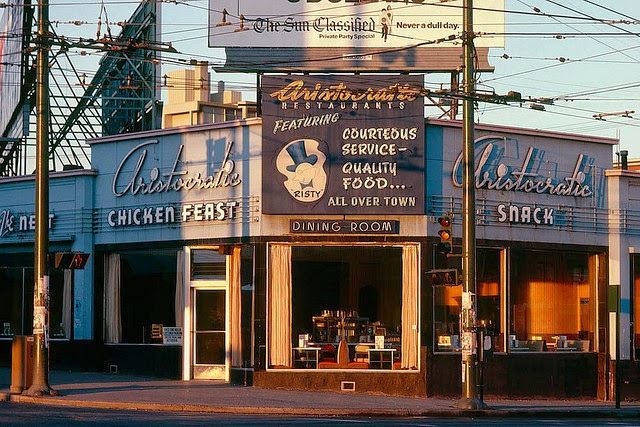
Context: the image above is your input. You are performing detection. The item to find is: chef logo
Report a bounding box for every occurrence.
[276,139,327,202]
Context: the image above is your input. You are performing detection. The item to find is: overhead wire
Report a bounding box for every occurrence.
[469,1,639,141]
[5,0,640,134]
[579,0,639,22]
[537,0,640,65]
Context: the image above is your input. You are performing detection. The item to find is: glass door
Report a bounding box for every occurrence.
[192,288,227,379]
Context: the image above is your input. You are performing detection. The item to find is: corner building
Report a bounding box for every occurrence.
[0,76,631,399]
[87,116,620,398]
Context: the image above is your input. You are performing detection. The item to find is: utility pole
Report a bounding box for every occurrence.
[27,0,56,397]
[455,0,484,410]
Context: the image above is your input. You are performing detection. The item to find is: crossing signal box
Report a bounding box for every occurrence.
[436,215,452,254]
[55,252,90,270]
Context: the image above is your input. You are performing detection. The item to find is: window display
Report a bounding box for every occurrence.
[433,248,595,354]
[268,243,419,371]
[511,250,594,352]
[433,248,502,352]
[633,254,640,360]
[103,249,178,344]
[0,259,66,339]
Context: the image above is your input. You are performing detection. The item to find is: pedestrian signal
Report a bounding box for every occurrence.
[426,269,458,286]
[436,215,452,254]
[55,252,90,269]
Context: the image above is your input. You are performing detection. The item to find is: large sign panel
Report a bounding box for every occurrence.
[262,74,425,215]
[209,0,504,48]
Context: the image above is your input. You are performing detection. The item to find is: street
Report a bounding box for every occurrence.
[0,402,638,426]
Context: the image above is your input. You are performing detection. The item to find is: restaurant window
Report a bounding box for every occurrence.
[0,262,68,340]
[268,244,419,370]
[433,248,503,353]
[103,249,178,344]
[632,254,640,360]
[510,250,594,352]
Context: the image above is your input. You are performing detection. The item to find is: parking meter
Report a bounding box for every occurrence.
[477,327,494,362]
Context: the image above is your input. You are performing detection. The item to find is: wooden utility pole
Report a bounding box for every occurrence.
[455,0,484,410]
[27,0,56,397]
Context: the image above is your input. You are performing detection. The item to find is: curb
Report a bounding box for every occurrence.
[4,394,640,418]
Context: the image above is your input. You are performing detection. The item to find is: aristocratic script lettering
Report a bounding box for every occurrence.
[112,140,241,197]
[269,80,425,103]
[452,142,593,198]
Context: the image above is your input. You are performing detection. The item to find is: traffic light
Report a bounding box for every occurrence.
[436,215,452,254]
[55,252,90,269]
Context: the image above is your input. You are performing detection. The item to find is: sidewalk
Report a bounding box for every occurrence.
[1,368,639,418]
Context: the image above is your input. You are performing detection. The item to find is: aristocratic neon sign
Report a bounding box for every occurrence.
[112,139,241,197]
[452,139,593,198]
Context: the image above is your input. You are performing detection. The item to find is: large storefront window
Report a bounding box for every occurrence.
[511,250,594,352]
[433,248,595,354]
[103,249,178,344]
[0,263,68,339]
[633,254,640,360]
[268,244,419,371]
[433,248,503,352]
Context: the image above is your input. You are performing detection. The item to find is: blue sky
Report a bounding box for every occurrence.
[7,0,640,159]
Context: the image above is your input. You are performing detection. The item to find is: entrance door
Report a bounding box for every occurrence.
[192,288,227,379]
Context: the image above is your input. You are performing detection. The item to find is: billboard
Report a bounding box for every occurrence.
[209,0,504,49]
[218,46,494,73]
[262,74,425,215]
[0,1,24,138]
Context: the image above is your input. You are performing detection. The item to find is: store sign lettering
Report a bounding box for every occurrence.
[112,139,241,197]
[290,219,399,234]
[108,206,176,227]
[452,140,593,198]
[270,79,422,104]
[107,201,238,228]
[0,209,55,238]
[497,204,554,225]
[181,202,238,222]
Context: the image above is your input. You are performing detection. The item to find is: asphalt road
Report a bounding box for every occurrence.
[1,402,639,427]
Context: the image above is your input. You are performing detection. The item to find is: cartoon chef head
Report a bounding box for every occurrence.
[276,138,328,202]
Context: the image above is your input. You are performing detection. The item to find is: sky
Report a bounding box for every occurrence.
[4,0,640,159]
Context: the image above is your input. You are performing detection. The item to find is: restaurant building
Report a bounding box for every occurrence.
[0,169,96,368]
[0,73,630,399]
[427,119,613,398]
